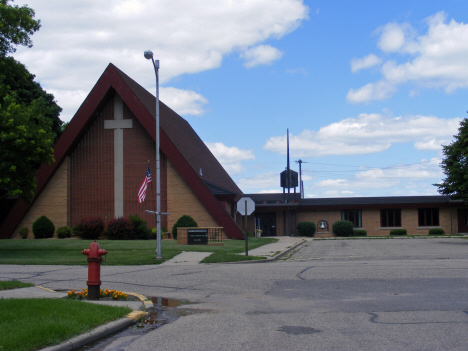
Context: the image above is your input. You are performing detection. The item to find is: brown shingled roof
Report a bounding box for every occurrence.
[113,65,242,195]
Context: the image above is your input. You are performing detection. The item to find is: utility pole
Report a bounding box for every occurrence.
[295,159,307,199]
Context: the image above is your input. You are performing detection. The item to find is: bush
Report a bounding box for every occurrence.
[352,229,367,236]
[151,226,168,239]
[129,214,151,240]
[297,221,316,237]
[172,215,198,240]
[390,229,407,235]
[56,226,71,239]
[77,217,104,240]
[106,217,134,240]
[332,220,354,237]
[18,227,29,239]
[32,216,55,239]
[428,228,445,235]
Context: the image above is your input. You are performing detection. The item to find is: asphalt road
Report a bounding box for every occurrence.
[2,237,468,351]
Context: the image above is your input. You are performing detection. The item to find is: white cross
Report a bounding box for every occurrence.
[104,95,133,218]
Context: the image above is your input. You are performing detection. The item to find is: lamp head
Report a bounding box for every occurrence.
[144,50,153,59]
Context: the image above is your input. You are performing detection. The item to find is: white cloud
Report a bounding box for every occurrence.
[376,22,417,53]
[13,0,309,121]
[205,142,255,174]
[354,158,442,181]
[348,11,468,103]
[160,87,208,116]
[237,172,280,192]
[241,45,283,68]
[346,81,396,104]
[264,114,461,157]
[351,54,382,73]
[307,158,443,197]
[259,189,283,194]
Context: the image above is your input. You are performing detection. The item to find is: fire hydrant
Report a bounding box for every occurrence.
[82,241,107,300]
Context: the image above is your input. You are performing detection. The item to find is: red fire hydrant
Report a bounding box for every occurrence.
[82,241,107,300]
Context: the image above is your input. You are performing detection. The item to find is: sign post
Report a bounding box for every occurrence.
[237,197,255,256]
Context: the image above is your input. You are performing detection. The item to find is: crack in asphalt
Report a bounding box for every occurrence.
[296,266,315,280]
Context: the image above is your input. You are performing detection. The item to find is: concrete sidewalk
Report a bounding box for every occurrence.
[247,236,308,258]
[0,286,148,311]
[161,236,308,265]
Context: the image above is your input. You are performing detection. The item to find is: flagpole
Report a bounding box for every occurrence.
[144,50,162,259]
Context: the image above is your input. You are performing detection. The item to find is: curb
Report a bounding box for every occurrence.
[228,239,308,264]
[39,317,137,351]
[38,291,152,351]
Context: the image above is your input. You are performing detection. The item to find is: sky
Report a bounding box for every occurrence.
[11,0,468,198]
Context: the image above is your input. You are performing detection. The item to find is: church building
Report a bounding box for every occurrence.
[0,64,244,239]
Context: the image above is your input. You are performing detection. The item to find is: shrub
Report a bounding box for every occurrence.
[332,220,354,237]
[297,221,316,237]
[428,228,445,235]
[32,216,55,239]
[18,227,29,239]
[56,226,71,239]
[172,215,198,240]
[106,217,134,240]
[71,225,79,237]
[353,229,367,236]
[390,229,407,235]
[151,226,168,239]
[129,214,151,240]
[77,217,104,240]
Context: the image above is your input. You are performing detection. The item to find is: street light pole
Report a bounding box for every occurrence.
[144,50,162,259]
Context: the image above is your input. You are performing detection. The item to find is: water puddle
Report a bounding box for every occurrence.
[150,296,184,308]
[75,297,184,351]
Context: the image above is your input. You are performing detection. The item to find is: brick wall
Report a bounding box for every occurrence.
[296,207,455,236]
[167,159,218,233]
[297,210,341,236]
[122,103,167,229]
[69,95,167,229]
[12,158,69,238]
[70,101,114,224]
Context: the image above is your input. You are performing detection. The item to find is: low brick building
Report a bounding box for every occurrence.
[243,193,467,237]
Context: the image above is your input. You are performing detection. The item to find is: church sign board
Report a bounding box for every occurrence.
[187,229,209,245]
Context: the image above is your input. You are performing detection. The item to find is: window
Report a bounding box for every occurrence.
[418,208,439,226]
[341,209,362,227]
[381,209,401,227]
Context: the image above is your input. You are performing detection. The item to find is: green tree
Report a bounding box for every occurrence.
[435,118,468,199]
[0,94,55,202]
[0,0,41,56]
[0,0,62,202]
[0,57,63,140]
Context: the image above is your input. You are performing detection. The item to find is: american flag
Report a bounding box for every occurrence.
[138,163,152,203]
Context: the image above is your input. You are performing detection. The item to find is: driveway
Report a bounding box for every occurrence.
[2,237,468,350]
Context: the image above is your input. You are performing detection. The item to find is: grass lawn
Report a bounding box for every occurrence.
[0,237,278,265]
[0,280,34,290]
[0,298,131,351]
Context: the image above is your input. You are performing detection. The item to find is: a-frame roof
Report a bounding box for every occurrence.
[0,63,243,239]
